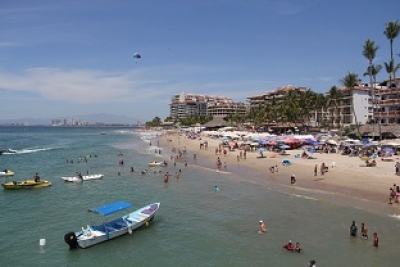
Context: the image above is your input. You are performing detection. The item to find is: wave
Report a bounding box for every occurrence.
[389,214,400,220]
[289,194,318,201]
[192,165,231,174]
[2,147,54,154]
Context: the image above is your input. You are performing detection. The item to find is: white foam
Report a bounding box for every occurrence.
[290,194,318,201]
[389,214,400,219]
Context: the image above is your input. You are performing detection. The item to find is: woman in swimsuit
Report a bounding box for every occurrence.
[361,223,368,240]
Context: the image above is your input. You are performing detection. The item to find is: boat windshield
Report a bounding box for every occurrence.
[88,201,132,216]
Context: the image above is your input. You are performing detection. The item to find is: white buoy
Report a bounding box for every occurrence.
[39,238,46,246]
[128,226,133,235]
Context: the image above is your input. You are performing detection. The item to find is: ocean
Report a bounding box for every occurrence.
[0,126,399,267]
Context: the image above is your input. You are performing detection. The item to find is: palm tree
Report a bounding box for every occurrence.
[384,20,400,80]
[362,39,379,138]
[298,89,316,128]
[313,93,328,129]
[327,86,343,129]
[340,72,362,137]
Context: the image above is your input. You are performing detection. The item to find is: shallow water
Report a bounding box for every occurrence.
[0,126,399,267]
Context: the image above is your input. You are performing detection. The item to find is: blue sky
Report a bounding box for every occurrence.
[0,0,399,122]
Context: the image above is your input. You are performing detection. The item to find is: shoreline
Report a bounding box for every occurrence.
[157,131,400,216]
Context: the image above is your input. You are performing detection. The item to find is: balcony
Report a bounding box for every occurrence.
[374,111,400,118]
[373,99,400,105]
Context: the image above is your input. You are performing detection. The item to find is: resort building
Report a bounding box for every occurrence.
[247,85,308,110]
[374,77,400,124]
[325,85,372,127]
[207,102,247,118]
[169,92,246,119]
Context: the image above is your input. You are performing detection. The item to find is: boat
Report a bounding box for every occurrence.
[0,149,16,155]
[61,174,104,182]
[148,161,165,167]
[0,169,14,177]
[2,180,52,190]
[64,201,160,249]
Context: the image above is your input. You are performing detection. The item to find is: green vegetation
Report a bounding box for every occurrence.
[146,20,400,132]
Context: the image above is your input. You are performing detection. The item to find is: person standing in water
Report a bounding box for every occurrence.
[350,221,358,237]
[361,223,368,240]
[258,220,267,234]
[373,232,379,247]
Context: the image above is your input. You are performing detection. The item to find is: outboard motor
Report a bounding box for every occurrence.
[64,232,79,249]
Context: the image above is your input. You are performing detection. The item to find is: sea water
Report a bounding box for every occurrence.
[0,126,399,267]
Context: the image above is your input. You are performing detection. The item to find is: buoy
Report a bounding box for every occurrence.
[128,226,133,234]
[39,238,46,246]
[145,221,150,226]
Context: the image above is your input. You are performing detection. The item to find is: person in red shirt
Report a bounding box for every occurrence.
[283,240,295,251]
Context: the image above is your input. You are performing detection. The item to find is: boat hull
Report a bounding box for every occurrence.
[65,202,160,249]
[61,174,104,182]
[2,180,52,190]
[0,170,14,177]
[148,162,165,167]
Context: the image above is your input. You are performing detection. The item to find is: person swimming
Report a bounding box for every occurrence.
[283,240,295,251]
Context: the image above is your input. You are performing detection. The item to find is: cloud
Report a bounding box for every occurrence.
[0,65,274,109]
[0,41,27,47]
[0,68,163,104]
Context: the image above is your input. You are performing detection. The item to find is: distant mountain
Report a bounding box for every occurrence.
[0,113,143,125]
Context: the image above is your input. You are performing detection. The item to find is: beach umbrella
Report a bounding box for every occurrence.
[327,140,337,145]
[383,147,395,154]
[243,140,253,145]
[268,141,277,146]
[279,144,290,149]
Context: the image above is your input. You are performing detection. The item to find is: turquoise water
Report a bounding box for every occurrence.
[0,126,399,267]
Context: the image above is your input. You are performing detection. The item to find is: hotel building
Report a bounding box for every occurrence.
[247,85,308,110]
[325,85,372,127]
[169,92,247,119]
[374,77,400,124]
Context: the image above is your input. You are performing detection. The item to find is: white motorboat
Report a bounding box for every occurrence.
[61,174,104,182]
[64,201,160,249]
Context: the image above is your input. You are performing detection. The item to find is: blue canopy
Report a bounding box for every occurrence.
[89,201,132,216]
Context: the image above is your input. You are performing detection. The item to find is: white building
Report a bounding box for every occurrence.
[326,85,372,127]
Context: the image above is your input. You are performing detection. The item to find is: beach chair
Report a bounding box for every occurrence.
[282,159,292,166]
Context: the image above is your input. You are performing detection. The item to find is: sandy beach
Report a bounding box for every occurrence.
[158,131,400,212]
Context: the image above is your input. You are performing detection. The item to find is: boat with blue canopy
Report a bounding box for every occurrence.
[64,201,160,249]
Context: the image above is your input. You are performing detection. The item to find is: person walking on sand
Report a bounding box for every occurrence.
[389,187,396,204]
[321,162,326,175]
[258,220,267,234]
[290,174,296,185]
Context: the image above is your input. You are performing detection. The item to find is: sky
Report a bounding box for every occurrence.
[1,0,399,122]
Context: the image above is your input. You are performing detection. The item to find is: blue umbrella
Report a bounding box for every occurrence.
[383,147,394,154]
